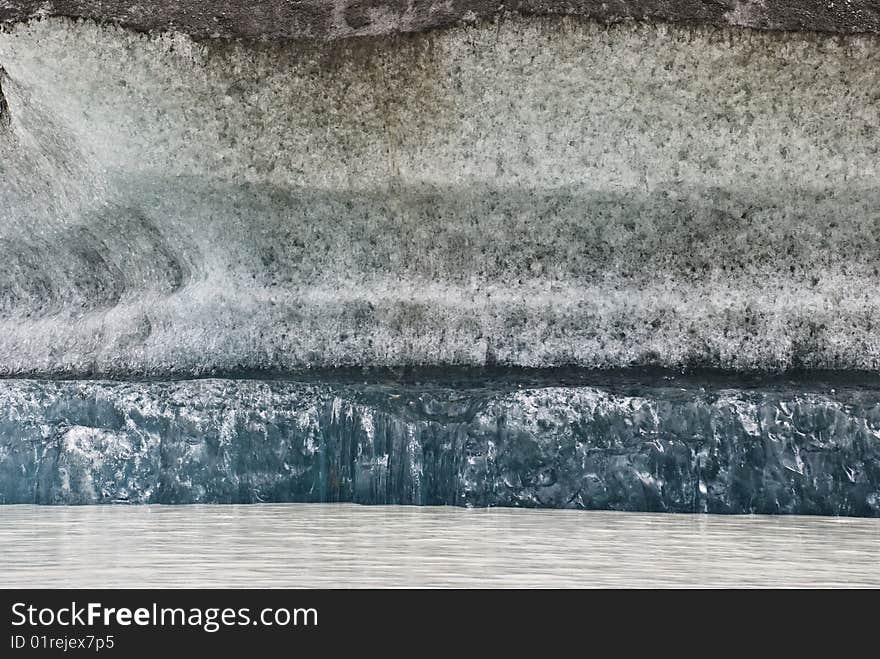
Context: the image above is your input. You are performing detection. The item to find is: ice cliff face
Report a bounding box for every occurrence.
[0,18,879,375]
[1,11,879,514]
[1,376,878,515]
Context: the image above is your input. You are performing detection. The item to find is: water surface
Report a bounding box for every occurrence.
[1,504,878,588]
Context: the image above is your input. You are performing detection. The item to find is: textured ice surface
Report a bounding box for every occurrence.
[1,19,880,375]
[1,375,878,515]
[4,1,880,39]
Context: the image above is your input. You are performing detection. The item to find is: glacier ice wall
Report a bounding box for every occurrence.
[0,18,879,375]
[2,14,880,515]
[0,376,878,515]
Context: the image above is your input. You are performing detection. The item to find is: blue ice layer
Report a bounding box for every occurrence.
[1,374,878,515]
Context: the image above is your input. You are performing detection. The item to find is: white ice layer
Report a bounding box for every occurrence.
[0,18,879,374]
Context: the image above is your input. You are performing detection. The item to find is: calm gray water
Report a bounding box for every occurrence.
[1,505,878,588]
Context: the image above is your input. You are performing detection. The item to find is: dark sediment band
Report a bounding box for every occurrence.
[2,0,880,39]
